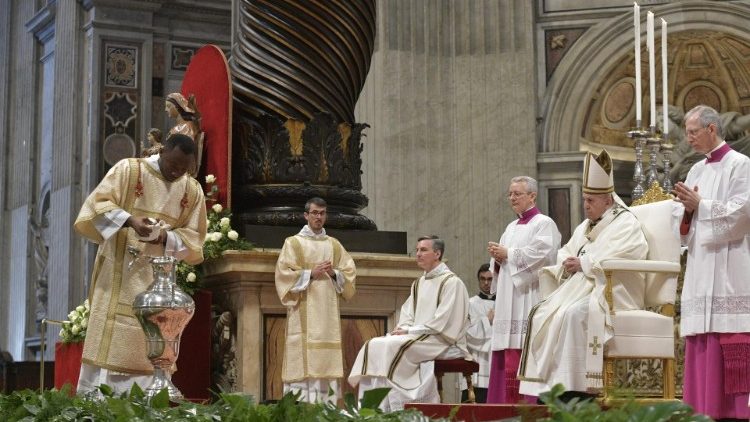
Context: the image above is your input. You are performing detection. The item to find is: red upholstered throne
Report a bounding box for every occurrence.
[181,45,232,208]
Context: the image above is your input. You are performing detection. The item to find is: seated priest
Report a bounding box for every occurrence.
[518,150,648,400]
[348,235,472,411]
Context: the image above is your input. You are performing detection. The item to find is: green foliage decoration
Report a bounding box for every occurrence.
[0,386,441,422]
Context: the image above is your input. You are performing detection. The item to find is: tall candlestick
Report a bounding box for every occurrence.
[661,18,668,136]
[647,11,656,128]
[634,3,642,124]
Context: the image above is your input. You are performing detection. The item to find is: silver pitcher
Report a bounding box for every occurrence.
[133,256,195,401]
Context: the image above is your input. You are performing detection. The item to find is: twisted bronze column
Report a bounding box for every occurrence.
[231,0,376,229]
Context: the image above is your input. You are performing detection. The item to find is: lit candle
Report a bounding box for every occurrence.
[634,3,642,124]
[661,18,668,136]
[647,11,655,128]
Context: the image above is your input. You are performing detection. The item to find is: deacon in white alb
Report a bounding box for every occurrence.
[459,263,495,403]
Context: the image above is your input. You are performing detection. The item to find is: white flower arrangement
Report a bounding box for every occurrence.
[176,174,253,295]
[59,299,90,344]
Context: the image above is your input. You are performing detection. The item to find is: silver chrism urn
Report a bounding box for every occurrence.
[133,256,195,401]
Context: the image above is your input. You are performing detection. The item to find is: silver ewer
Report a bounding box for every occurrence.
[133,256,195,401]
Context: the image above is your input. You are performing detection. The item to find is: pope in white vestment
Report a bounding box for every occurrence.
[519,150,647,397]
[348,236,471,411]
[486,176,561,403]
[672,105,750,419]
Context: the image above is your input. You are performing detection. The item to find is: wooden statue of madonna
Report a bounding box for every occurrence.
[165,92,204,176]
[141,128,164,158]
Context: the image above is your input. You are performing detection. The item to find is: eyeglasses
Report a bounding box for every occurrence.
[507,192,528,199]
[307,210,326,217]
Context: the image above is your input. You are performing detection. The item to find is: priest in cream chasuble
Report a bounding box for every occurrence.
[519,150,647,396]
[275,198,356,403]
[348,236,471,411]
[672,105,750,420]
[73,134,206,394]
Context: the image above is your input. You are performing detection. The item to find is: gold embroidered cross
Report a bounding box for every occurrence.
[589,336,602,355]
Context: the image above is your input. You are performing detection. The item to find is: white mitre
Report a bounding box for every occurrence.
[582,149,614,194]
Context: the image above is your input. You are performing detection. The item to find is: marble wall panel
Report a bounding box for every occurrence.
[0,0,11,352]
[356,0,538,293]
[8,206,29,361]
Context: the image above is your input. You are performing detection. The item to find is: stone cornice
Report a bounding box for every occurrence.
[79,0,229,17]
[25,0,57,43]
[203,249,420,288]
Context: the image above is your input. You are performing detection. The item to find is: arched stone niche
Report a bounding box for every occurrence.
[538,1,750,397]
[540,1,750,162]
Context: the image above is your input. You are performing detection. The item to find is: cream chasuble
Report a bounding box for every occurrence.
[74,158,206,374]
[518,205,647,394]
[673,149,750,336]
[348,263,471,404]
[275,230,356,384]
[490,212,560,351]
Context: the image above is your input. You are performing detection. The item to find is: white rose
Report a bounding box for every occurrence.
[206,219,211,226]
[68,311,77,321]
[227,230,239,241]
[59,328,66,337]
[71,325,81,335]
[81,318,88,329]
[212,232,223,241]
[212,204,223,213]
[205,174,216,184]
[220,217,231,227]
[205,232,215,242]
[76,305,85,313]
[187,272,197,282]
[84,299,90,308]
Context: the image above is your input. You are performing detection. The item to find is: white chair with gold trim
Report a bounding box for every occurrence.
[600,195,681,401]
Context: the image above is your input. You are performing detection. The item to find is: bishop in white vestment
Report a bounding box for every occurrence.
[486,176,560,404]
[348,236,471,411]
[518,150,647,397]
[672,105,750,419]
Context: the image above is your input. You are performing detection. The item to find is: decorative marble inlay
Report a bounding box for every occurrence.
[103,92,138,164]
[171,45,198,71]
[105,44,138,88]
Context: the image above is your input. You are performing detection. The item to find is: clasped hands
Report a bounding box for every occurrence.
[672,182,700,214]
[311,260,336,279]
[488,241,508,261]
[562,257,582,274]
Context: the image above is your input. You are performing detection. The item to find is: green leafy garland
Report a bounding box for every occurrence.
[0,383,713,421]
[0,385,439,422]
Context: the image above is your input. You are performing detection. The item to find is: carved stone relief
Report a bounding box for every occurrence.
[584,31,750,154]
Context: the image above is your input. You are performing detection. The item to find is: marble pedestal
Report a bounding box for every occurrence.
[203,249,420,401]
